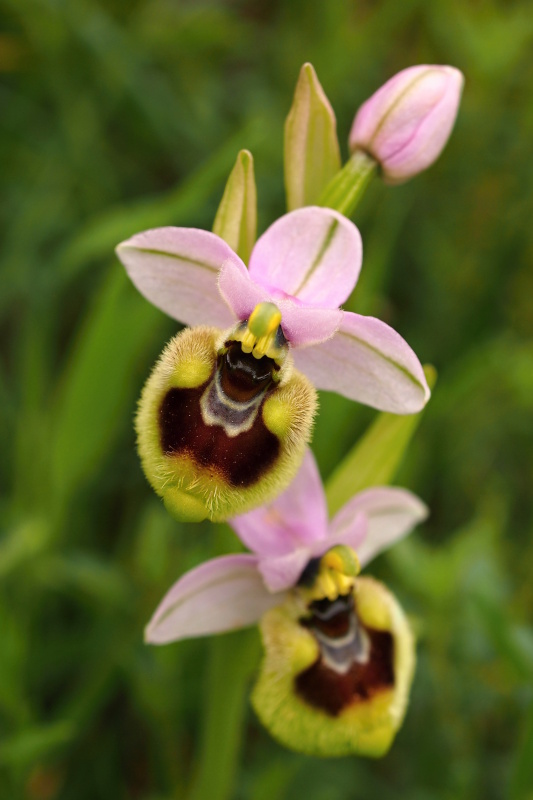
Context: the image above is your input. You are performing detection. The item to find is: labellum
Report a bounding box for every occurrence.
[136,302,317,522]
[252,546,415,757]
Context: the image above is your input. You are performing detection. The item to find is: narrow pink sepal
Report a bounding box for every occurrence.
[349,65,464,184]
[116,227,239,328]
[230,449,328,557]
[145,554,283,644]
[330,487,428,568]
[292,310,430,413]
[219,258,342,346]
[248,207,362,308]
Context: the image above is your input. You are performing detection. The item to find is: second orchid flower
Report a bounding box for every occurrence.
[146,450,427,757]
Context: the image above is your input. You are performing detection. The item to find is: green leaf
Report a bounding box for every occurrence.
[0,517,49,580]
[213,149,257,265]
[284,63,341,211]
[51,268,165,510]
[510,698,533,800]
[188,628,261,800]
[326,365,437,515]
[0,721,75,766]
[34,552,132,608]
[56,118,266,281]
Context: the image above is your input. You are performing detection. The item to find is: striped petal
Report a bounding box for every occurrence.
[145,554,283,644]
[248,207,362,308]
[116,227,240,328]
[293,311,430,413]
[219,258,342,346]
[330,487,428,568]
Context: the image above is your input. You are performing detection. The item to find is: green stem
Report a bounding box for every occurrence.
[188,628,261,800]
[318,150,377,216]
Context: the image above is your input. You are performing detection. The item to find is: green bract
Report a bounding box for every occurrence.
[284,63,341,210]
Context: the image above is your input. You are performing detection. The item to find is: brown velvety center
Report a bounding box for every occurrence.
[296,596,394,716]
[159,379,280,488]
[219,343,276,402]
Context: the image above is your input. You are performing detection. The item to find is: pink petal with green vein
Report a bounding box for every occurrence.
[293,310,430,413]
[330,487,428,567]
[145,554,283,644]
[248,207,362,307]
[219,258,342,346]
[116,227,240,328]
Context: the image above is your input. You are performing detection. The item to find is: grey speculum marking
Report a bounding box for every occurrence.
[306,594,370,674]
[200,342,278,437]
[296,593,395,715]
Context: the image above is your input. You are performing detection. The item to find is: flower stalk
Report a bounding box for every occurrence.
[318,149,377,217]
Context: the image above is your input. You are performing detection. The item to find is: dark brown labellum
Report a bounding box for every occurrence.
[296,593,394,716]
[159,377,280,488]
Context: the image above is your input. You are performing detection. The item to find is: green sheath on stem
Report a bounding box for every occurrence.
[319,150,377,217]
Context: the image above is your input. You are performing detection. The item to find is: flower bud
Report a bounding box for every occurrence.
[349,65,464,185]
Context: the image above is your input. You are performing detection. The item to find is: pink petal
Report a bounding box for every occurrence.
[292,311,430,413]
[145,554,283,644]
[330,487,428,568]
[277,301,342,347]
[248,207,362,308]
[258,549,312,593]
[317,513,367,556]
[230,449,329,557]
[219,258,342,346]
[116,227,241,328]
[218,258,272,321]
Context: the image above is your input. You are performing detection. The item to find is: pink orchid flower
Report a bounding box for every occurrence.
[117,206,429,414]
[145,449,427,644]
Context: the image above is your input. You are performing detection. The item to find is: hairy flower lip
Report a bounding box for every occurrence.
[252,575,415,758]
[117,205,430,414]
[136,324,317,523]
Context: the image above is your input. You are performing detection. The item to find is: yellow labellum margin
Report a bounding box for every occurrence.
[252,576,415,758]
[136,319,317,522]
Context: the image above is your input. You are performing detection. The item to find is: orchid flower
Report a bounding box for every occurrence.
[116,206,429,523]
[146,449,427,757]
[117,206,429,412]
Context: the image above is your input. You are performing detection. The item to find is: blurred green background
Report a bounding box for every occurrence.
[2,0,533,798]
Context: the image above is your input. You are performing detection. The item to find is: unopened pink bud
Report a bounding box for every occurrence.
[349,65,464,184]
